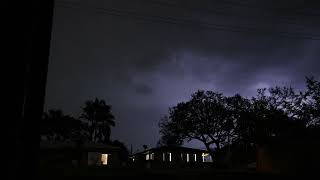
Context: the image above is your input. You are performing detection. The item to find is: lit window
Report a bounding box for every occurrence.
[146,154,149,160]
[187,153,189,162]
[194,154,197,162]
[163,153,165,161]
[101,154,109,165]
[150,153,154,160]
[169,153,172,162]
[202,153,209,162]
[202,153,211,162]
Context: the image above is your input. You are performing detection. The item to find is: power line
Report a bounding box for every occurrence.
[55,1,320,41]
[57,0,319,28]
[213,0,320,17]
[55,1,320,40]
[144,0,319,29]
[148,0,320,18]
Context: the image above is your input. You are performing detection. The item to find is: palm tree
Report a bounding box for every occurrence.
[80,98,115,143]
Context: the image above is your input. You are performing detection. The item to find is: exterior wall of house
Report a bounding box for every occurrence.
[86,151,121,167]
[40,143,122,168]
[130,147,212,169]
[109,151,121,167]
[41,149,72,168]
[88,152,101,166]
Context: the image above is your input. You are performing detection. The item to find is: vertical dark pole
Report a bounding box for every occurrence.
[7,0,55,179]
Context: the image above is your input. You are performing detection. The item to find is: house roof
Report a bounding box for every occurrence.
[40,141,121,151]
[132,145,209,156]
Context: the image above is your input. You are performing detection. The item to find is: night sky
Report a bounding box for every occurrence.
[44,0,320,151]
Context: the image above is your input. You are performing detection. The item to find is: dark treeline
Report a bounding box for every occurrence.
[159,76,320,167]
[40,98,129,161]
[40,76,319,169]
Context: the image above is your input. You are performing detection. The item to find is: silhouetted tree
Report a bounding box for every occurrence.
[301,77,319,127]
[159,76,320,168]
[157,123,183,146]
[255,77,320,139]
[251,79,319,144]
[250,87,301,144]
[158,114,184,146]
[226,94,255,147]
[40,109,83,142]
[80,98,115,143]
[142,145,148,150]
[112,140,129,162]
[159,90,232,166]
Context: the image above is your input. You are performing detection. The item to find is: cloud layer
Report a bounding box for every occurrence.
[45,0,320,149]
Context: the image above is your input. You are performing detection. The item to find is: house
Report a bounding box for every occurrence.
[256,135,320,175]
[129,146,213,168]
[40,142,122,168]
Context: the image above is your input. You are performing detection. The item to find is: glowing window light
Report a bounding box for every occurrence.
[194,154,197,162]
[187,153,189,162]
[163,153,165,161]
[202,153,209,162]
[101,154,109,165]
[150,153,154,160]
[146,154,150,160]
[169,153,172,162]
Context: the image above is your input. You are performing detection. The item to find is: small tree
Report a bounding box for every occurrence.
[40,109,83,142]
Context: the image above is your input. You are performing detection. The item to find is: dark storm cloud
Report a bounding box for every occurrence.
[46,0,320,149]
[135,83,153,95]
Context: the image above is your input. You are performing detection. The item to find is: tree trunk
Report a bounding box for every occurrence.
[214,142,225,168]
[203,142,216,167]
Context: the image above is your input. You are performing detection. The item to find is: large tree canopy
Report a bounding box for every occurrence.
[159,91,233,161]
[159,77,320,166]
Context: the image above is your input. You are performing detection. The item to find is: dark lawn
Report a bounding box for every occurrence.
[39,166,283,178]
